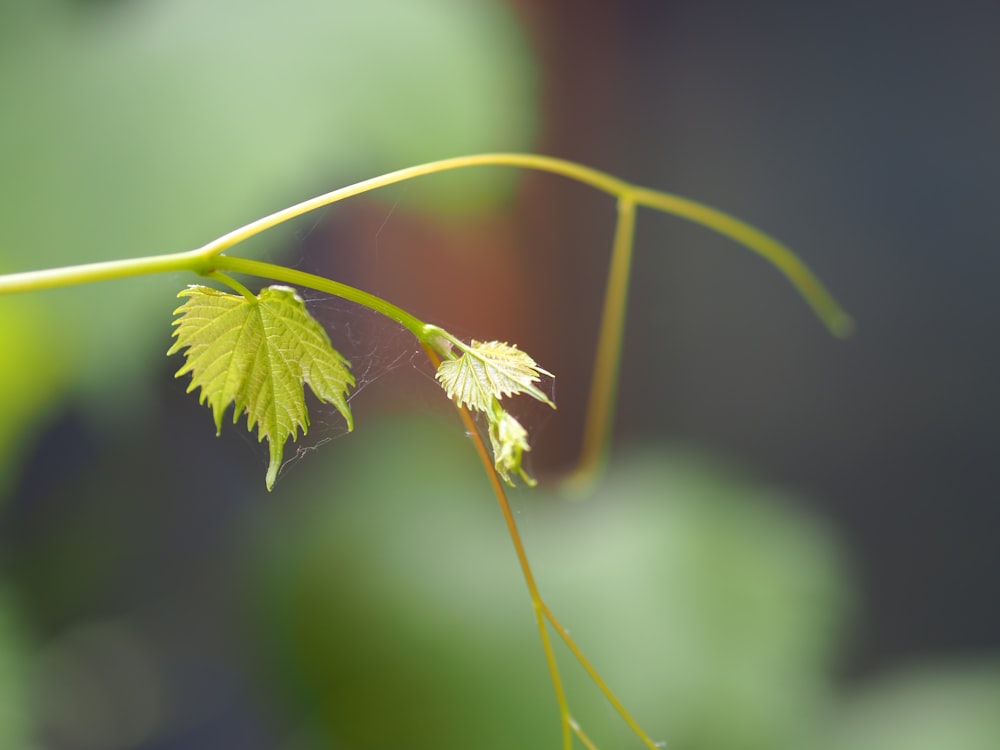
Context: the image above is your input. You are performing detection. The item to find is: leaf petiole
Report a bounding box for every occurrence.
[205,270,256,301]
[209,255,431,342]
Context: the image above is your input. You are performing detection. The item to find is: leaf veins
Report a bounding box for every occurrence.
[168,284,354,490]
[435,340,555,413]
[434,339,554,487]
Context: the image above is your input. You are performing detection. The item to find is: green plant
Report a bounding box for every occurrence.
[0,153,851,749]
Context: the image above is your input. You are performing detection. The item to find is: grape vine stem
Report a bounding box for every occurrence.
[0,153,853,747]
[0,152,852,485]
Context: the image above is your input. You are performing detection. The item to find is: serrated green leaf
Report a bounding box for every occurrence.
[168,284,354,490]
[435,340,555,413]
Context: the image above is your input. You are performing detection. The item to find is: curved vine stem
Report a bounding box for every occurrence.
[0,152,852,490]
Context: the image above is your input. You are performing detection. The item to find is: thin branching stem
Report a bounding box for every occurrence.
[570,718,601,750]
[565,196,637,490]
[422,345,661,749]
[421,343,575,749]
[542,603,660,748]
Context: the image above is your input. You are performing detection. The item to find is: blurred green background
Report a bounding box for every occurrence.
[2,0,999,748]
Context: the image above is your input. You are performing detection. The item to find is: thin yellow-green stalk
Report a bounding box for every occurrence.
[423,343,660,749]
[565,196,637,491]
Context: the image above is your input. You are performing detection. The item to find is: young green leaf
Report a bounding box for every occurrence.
[435,340,555,413]
[434,339,554,487]
[488,403,536,487]
[168,284,354,490]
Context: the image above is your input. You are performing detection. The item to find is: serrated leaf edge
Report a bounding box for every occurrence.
[168,284,354,491]
[435,339,555,412]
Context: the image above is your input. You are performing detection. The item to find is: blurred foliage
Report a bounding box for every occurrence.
[240,415,853,750]
[820,660,1000,750]
[0,0,536,491]
[9,402,1000,748]
[0,587,37,750]
[3,3,997,749]
[237,417,1000,750]
[0,296,70,500]
[30,618,167,750]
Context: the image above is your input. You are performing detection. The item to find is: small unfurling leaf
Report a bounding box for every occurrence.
[435,340,554,412]
[488,404,536,487]
[434,338,554,487]
[168,284,354,490]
